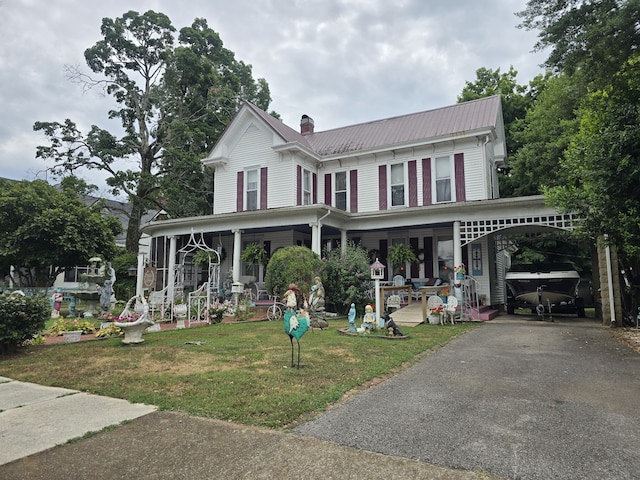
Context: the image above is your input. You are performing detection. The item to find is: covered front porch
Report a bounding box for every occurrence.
[138,195,579,319]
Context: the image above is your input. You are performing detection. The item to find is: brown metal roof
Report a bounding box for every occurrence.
[245,95,501,158]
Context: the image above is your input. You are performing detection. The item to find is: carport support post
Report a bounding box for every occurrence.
[453,221,463,301]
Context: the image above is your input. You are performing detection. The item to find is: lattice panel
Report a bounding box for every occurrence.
[460,213,578,245]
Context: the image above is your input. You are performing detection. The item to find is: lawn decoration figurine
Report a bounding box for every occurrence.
[284,307,309,368]
[382,310,404,337]
[51,289,63,318]
[283,283,300,313]
[357,304,376,333]
[307,277,328,330]
[347,303,357,332]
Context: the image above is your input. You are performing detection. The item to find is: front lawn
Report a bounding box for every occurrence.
[0,319,478,429]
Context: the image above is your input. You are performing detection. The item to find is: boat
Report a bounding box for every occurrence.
[505,263,584,316]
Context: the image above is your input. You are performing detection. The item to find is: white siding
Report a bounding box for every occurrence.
[213,124,281,215]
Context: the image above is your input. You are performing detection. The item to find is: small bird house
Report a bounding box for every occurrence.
[370,259,385,280]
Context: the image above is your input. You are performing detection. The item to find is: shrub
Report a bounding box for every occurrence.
[0,294,50,354]
[265,246,324,300]
[322,241,373,314]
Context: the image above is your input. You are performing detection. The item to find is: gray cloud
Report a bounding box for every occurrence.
[0,0,547,189]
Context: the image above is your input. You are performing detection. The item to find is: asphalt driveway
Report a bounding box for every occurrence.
[294,317,640,480]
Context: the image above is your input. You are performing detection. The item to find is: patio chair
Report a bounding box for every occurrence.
[444,295,458,324]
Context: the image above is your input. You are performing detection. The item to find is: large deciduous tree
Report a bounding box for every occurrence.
[0,179,122,287]
[517,0,640,263]
[34,11,272,252]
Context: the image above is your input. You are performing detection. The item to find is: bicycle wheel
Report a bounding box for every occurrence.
[267,304,282,320]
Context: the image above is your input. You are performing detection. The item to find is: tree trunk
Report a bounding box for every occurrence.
[126,198,143,254]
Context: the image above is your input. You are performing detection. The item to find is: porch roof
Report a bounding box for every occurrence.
[141,195,576,244]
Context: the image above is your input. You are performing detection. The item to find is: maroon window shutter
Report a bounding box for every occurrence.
[378,165,387,210]
[350,169,358,213]
[423,237,433,277]
[380,239,388,268]
[312,173,317,204]
[296,165,302,205]
[324,173,332,205]
[236,171,244,212]
[408,160,418,207]
[454,153,466,202]
[422,158,432,206]
[410,237,419,278]
[260,167,268,210]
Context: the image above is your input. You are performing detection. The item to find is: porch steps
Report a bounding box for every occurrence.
[466,305,500,321]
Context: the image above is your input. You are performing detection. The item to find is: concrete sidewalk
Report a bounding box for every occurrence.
[0,377,156,465]
[0,378,499,480]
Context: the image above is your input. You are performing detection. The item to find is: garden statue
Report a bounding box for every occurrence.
[357,304,376,333]
[307,276,327,329]
[382,310,404,337]
[51,289,63,318]
[308,276,325,313]
[98,279,113,313]
[347,303,356,332]
[283,283,301,313]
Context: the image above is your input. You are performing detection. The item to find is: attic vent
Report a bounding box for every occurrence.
[300,114,314,135]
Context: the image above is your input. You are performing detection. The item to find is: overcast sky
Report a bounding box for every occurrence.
[0,0,547,197]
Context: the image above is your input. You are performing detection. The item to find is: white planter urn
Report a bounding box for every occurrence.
[428,315,441,325]
[174,304,187,329]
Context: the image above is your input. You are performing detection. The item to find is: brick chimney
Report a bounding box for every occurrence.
[300,114,314,135]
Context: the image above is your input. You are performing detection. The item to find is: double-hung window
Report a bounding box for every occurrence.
[390,163,405,207]
[246,168,259,211]
[335,171,347,211]
[435,156,452,202]
[302,168,312,205]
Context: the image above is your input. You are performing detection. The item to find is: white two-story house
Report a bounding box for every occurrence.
[140,95,578,313]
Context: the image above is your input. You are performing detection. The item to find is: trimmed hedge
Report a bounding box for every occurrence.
[0,294,50,354]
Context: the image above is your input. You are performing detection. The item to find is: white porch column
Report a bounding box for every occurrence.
[341,230,347,254]
[167,236,177,302]
[310,223,319,255]
[232,229,242,283]
[453,221,462,271]
[135,253,145,297]
[453,221,463,300]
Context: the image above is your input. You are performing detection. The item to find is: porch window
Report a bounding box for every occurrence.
[335,171,347,211]
[435,156,452,202]
[302,168,312,205]
[437,237,454,282]
[245,168,259,210]
[390,163,405,206]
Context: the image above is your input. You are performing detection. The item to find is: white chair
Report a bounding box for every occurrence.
[253,282,268,301]
[393,275,406,303]
[386,294,401,311]
[444,295,458,324]
[426,295,444,324]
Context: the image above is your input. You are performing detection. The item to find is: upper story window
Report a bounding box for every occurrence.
[246,168,259,210]
[435,156,452,202]
[390,163,405,207]
[335,171,347,211]
[302,168,312,205]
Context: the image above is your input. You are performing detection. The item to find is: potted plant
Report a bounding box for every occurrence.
[387,243,418,276]
[241,242,268,278]
[428,305,444,325]
[60,319,92,343]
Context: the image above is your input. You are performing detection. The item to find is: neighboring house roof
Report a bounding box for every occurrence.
[82,195,157,247]
[241,95,503,158]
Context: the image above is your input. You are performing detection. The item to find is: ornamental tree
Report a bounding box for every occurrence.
[0,178,121,287]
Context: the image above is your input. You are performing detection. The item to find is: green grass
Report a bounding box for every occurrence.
[0,319,478,429]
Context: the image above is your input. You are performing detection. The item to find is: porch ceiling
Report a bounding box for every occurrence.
[140,195,578,240]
